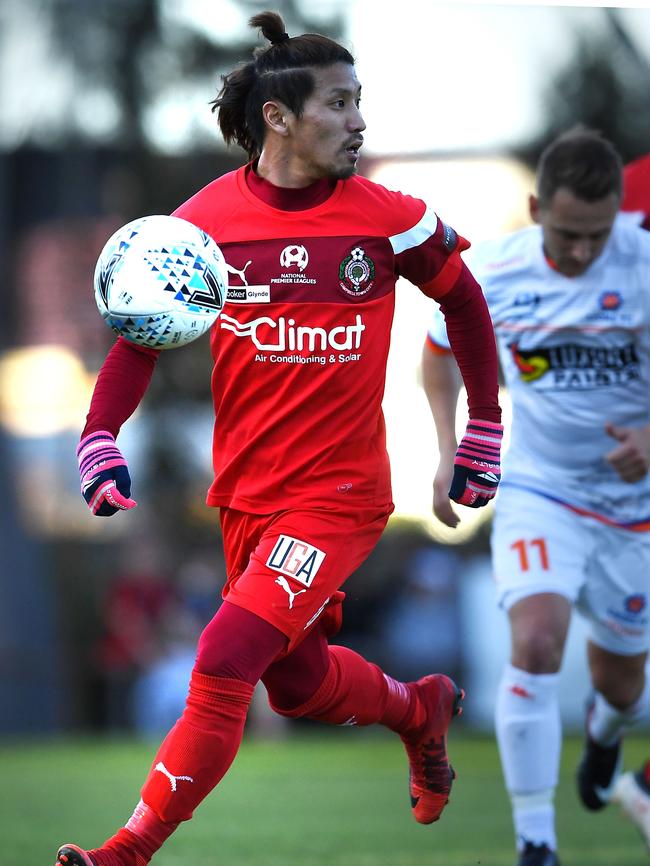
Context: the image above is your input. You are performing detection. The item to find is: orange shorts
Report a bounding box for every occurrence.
[219,504,392,652]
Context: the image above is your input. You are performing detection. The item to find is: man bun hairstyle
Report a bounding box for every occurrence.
[212,10,354,159]
[537,126,623,206]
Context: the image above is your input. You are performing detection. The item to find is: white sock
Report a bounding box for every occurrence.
[495,664,561,851]
[511,793,555,852]
[589,676,650,746]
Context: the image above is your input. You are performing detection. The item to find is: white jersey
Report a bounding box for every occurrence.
[428,215,650,528]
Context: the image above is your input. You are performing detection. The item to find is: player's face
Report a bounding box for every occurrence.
[530,187,620,277]
[287,62,365,181]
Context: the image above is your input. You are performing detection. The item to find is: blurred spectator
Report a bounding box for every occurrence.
[130,602,201,738]
[94,539,177,731]
[376,544,461,683]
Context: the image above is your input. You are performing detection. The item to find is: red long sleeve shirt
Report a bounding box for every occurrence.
[84,165,499,513]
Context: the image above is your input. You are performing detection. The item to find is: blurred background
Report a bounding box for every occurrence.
[1,0,650,739]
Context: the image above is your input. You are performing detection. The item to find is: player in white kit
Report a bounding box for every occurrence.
[422,129,650,866]
[608,152,650,852]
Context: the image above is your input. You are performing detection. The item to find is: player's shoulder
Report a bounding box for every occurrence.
[173,167,242,230]
[609,212,650,264]
[465,225,540,279]
[342,174,428,233]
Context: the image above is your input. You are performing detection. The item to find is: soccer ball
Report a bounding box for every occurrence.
[93,215,228,349]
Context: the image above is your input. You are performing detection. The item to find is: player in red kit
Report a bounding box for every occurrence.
[57,11,502,865]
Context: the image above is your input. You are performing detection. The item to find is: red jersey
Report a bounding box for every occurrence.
[172,166,483,514]
[623,155,650,229]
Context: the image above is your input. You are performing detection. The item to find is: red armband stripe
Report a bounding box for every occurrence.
[419,250,465,300]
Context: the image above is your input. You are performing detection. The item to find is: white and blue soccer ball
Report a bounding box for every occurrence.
[93,215,227,349]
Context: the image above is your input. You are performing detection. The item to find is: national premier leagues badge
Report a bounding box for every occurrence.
[339,247,375,297]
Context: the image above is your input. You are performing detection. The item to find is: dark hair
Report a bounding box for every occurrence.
[212,10,355,159]
[537,127,623,205]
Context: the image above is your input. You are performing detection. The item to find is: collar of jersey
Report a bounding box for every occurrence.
[239,163,344,214]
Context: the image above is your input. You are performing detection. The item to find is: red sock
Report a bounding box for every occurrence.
[269,645,423,733]
[90,671,254,865]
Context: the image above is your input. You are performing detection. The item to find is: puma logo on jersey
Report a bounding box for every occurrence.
[224,259,271,303]
[154,762,194,792]
[225,259,252,285]
[275,575,307,609]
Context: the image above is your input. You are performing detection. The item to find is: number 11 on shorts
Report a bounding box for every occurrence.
[510,538,550,572]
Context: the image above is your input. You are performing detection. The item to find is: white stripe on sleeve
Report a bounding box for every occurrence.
[389,208,438,255]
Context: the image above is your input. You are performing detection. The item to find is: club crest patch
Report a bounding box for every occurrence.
[339,247,375,297]
[599,291,622,311]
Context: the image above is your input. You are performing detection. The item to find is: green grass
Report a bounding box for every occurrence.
[1,731,648,866]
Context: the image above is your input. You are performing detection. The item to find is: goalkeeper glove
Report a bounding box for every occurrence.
[449,419,503,508]
[77,430,137,516]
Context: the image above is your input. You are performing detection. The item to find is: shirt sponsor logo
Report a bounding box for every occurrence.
[220,312,365,352]
[266,534,326,588]
[226,285,270,304]
[509,341,640,389]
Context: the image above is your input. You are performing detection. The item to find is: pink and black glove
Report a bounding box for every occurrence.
[449,419,503,508]
[77,430,137,516]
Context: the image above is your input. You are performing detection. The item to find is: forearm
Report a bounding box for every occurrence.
[82,337,160,438]
[437,270,500,424]
[421,342,461,456]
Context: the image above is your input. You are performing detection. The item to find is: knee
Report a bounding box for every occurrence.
[591,668,645,709]
[511,632,563,674]
[194,602,287,683]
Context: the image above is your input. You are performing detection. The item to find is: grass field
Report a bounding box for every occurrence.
[2,730,649,866]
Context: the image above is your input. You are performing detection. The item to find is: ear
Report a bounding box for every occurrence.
[529,193,541,224]
[262,101,289,137]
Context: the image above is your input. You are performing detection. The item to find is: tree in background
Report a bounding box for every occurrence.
[519,7,650,168]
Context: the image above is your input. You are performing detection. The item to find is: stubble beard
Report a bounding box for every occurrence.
[333,163,358,181]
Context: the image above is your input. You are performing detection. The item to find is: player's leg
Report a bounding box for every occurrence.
[492,488,587,865]
[496,593,570,864]
[58,602,287,866]
[574,528,650,815]
[266,638,463,824]
[262,597,462,825]
[56,508,294,866]
[577,643,647,811]
[612,757,650,849]
[250,505,463,825]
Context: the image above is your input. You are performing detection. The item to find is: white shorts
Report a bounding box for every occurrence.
[491,485,650,656]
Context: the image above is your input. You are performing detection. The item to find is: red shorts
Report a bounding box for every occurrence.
[219,504,392,652]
